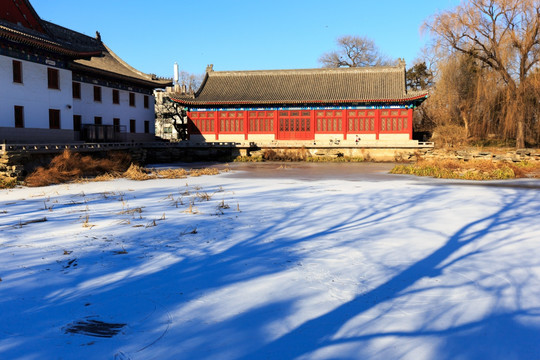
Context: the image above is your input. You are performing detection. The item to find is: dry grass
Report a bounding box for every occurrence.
[158,168,188,179]
[24,151,223,187]
[235,149,365,163]
[188,168,220,177]
[0,175,17,189]
[391,159,540,180]
[123,164,157,181]
[196,192,212,201]
[263,148,309,161]
[25,150,131,187]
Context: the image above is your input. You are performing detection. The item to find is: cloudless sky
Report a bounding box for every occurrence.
[31,0,461,78]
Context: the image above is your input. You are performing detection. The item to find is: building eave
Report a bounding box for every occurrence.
[0,26,101,58]
[168,92,429,107]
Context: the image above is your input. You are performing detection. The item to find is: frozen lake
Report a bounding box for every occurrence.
[1,166,540,359]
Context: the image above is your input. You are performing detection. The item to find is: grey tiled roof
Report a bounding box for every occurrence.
[72,44,171,87]
[1,2,170,88]
[170,66,427,106]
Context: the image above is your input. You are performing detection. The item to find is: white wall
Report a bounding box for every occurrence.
[73,82,155,134]
[0,55,73,129]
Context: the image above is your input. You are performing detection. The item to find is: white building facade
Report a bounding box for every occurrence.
[0,0,169,144]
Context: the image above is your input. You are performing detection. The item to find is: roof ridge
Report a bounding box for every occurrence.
[209,65,404,77]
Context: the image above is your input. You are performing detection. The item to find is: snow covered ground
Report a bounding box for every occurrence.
[1,163,540,360]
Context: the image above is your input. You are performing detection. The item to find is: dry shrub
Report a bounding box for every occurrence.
[1,175,18,189]
[25,150,131,187]
[431,125,469,148]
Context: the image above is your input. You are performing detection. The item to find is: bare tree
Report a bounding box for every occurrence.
[319,35,394,68]
[155,97,187,140]
[178,71,204,94]
[425,0,540,148]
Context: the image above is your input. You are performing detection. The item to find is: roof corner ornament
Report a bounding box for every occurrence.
[398,58,406,68]
[95,31,101,42]
[206,64,214,73]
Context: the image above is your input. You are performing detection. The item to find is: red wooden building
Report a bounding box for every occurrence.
[169,63,428,144]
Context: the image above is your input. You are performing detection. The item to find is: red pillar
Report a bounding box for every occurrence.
[244,111,249,140]
[274,110,279,140]
[310,110,316,140]
[215,111,219,141]
[375,108,380,140]
[408,108,413,140]
[342,109,348,140]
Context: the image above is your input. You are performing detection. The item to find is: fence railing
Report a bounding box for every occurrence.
[1,140,434,154]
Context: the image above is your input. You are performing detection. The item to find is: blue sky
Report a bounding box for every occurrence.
[31,0,460,78]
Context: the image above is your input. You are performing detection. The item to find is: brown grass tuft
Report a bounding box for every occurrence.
[157,168,189,179]
[24,150,222,187]
[391,159,540,180]
[25,150,131,187]
[188,168,220,177]
[123,164,156,181]
[0,175,18,189]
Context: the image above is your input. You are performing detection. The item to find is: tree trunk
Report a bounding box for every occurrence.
[516,118,525,148]
[460,110,470,138]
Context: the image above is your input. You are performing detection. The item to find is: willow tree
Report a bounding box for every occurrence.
[426,0,540,148]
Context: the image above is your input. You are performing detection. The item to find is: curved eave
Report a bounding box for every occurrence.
[169,93,429,107]
[71,62,171,89]
[0,27,101,58]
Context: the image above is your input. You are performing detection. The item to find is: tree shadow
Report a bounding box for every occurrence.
[1,179,539,360]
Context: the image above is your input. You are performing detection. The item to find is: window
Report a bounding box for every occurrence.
[130,119,136,133]
[144,120,150,133]
[73,115,82,131]
[49,109,60,129]
[129,93,135,107]
[144,95,149,109]
[13,60,22,83]
[218,111,244,133]
[93,86,102,102]
[47,68,59,89]
[14,106,24,128]
[112,89,119,104]
[72,82,81,99]
[113,118,120,132]
[94,116,102,125]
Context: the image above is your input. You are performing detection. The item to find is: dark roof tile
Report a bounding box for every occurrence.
[170,66,427,106]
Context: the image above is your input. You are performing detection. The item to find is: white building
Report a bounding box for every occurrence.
[0,0,170,144]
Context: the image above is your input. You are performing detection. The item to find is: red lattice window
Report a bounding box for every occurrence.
[219,111,244,133]
[315,110,342,132]
[347,110,375,132]
[248,111,274,133]
[189,111,215,133]
[380,110,409,132]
